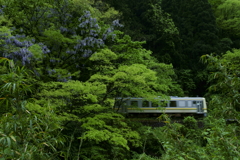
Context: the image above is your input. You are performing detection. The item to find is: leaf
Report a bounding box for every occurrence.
[6,137,11,147]
[3,148,12,155]
[28,44,43,59]
[10,135,16,142]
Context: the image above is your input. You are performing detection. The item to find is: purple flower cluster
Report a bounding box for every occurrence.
[78,11,92,23]
[102,20,123,41]
[82,52,91,58]
[50,59,55,63]
[1,34,51,65]
[112,20,124,28]
[78,11,100,35]
[3,48,32,66]
[49,58,60,63]
[74,35,104,58]
[89,29,98,37]
[66,50,76,55]
[59,25,76,35]
[75,37,104,49]
[39,43,50,54]
[3,36,34,65]
[57,74,71,82]
[60,26,68,33]
[34,69,40,77]
[47,69,56,75]
[74,11,125,59]
[5,36,33,48]
[102,28,112,40]
[57,76,68,82]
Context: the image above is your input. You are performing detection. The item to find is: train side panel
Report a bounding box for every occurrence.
[115,97,207,116]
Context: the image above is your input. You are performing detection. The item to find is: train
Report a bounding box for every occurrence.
[114,96,207,117]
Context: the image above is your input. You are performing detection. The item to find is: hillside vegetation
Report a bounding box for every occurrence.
[0,0,240,159]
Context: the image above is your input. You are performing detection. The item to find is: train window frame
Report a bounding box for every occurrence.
[142,100,150,107]
[160,101,168,107]
[178,101,187,107]
[151,101,159,107]
[192,101,197,107]
[130,101,138,107]
[187,101,192,107]
[169,101,177,107]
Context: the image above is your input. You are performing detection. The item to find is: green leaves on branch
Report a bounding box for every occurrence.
[201,49,240,117]
[0,58,32,114]
[0,102,66,160]
[81,112,141,150]
[35,80,141,159]
[214,0,240,37]
[90,63,164,99]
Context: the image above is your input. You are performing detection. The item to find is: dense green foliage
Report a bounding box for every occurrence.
[202,49,240,118]
[0,0,240,159]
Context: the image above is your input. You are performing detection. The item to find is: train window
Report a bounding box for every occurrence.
[170,101,177,107]
[187,101,192,107]
[152,101,159,107]
[142,101,149,107]
[130,101,138,107]
[160,101,167,107]
[192,101,197,107]
[178,101,186,107]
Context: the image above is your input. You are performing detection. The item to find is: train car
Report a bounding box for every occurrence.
[115,97,207,117]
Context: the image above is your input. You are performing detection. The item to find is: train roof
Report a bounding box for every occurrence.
[116,97,205,100]
[170,97,205,100]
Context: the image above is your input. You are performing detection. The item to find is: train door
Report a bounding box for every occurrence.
[196,101,203,113]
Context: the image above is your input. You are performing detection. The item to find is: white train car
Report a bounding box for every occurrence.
[115,97,207,116]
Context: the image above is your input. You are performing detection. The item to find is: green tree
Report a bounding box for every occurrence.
[0,58,32,115]
[35,80,142,159]
[202,49,240,118]
[210,0,240,37]
[210,0,240,48]
[132,115,240,160]
[104,0,180,64]
[0,59,66,159]
[161,0,220,96]
[0,0,122,83]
